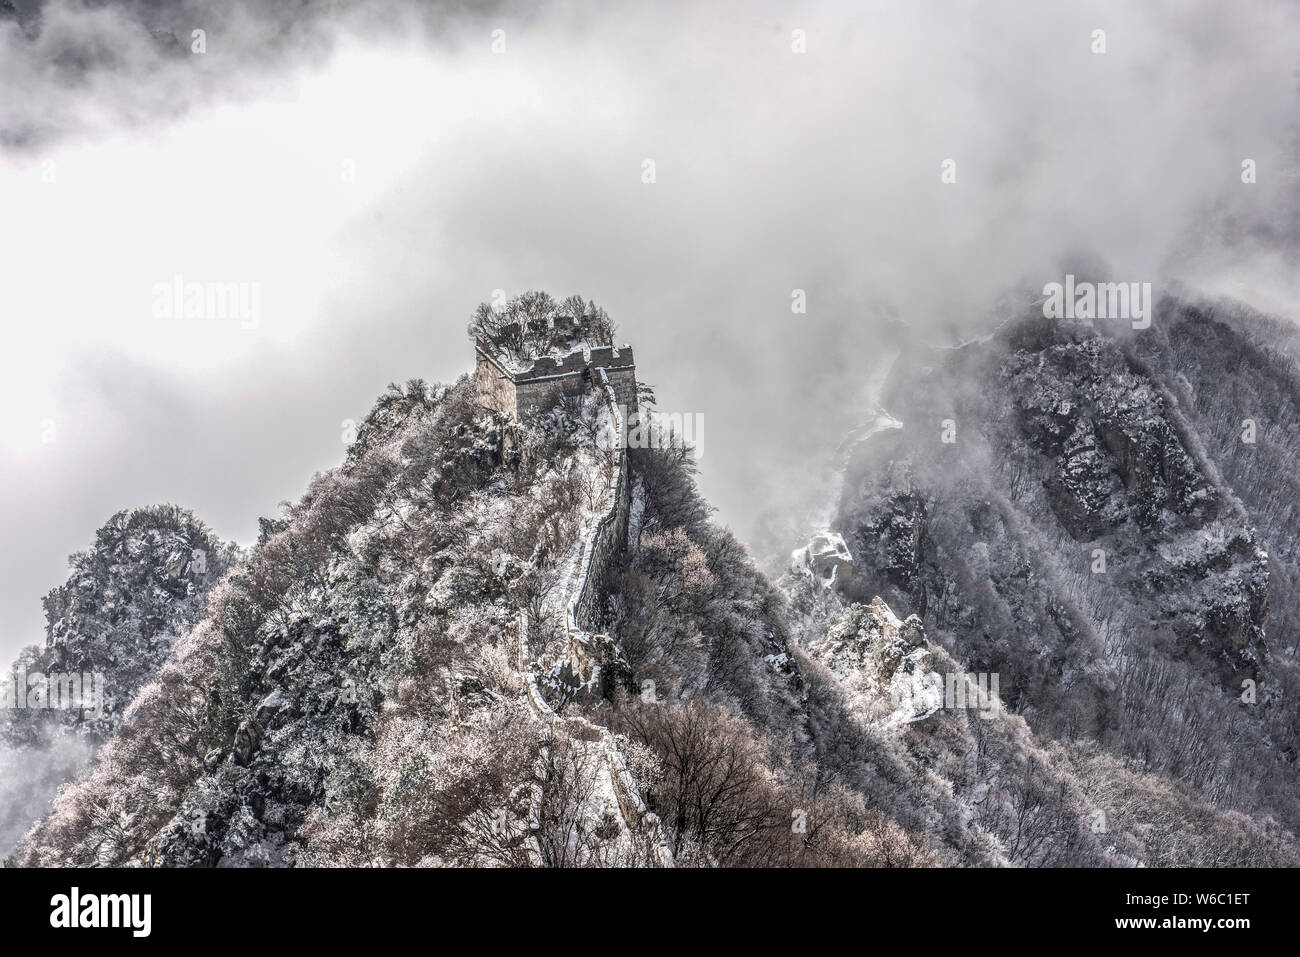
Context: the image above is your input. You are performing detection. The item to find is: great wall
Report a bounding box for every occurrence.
[472,328,671,864]
[473,313,637,419]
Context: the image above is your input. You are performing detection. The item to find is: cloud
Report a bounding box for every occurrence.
[1,0,1298,657]
[0,735,94,857]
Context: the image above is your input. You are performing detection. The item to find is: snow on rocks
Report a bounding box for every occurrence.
[512,386,673,865]
[791,531,854,587]
[807,598,943,727]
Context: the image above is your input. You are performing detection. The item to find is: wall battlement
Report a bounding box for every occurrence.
[475,333,637,417]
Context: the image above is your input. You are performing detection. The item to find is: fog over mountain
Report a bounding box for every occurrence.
[3,0,1298,665]
[4,1,1300,879]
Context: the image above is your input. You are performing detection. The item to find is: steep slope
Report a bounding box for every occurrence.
[17,370,883,867]
[1,505,236,856]
[14,293,1298,868]
[831,295,1300,853]
[782,544,1298,866]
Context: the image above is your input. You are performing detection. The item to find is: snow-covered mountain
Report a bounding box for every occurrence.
[8,293,1300,867]
[829,292,1300,861]
[1,505,237,857]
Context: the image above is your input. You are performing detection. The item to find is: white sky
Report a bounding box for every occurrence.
[1,0,1298,661]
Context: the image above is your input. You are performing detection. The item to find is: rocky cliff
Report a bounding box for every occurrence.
[832,296,1300,844]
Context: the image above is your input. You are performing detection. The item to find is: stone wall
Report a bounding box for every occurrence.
[474,344,517,416]
[515,378,572,416]
[603,366,638,412]
[573,453,630,631]
[587,344,634,370]
[516,351,590,381]
[476,339,636,418]
[566,368,632,641]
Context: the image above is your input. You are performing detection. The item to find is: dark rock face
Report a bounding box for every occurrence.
[1005,331,1218,538]
[835,300,1297,833]
[899,615,926,649]
[232,719,261,767]
[1128,301,1300,652]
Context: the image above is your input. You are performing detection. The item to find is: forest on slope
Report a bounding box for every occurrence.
[8,294,1298,867]
[836,294,1300,861]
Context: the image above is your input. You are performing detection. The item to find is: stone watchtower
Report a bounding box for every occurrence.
[474,316,637,418]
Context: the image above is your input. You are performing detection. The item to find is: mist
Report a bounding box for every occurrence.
[0,731,92,856]
[2,0,1298,664]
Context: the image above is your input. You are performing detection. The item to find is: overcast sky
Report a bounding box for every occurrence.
[1,0,1298,663]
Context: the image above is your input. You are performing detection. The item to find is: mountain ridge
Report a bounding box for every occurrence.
[9,293,1300,867]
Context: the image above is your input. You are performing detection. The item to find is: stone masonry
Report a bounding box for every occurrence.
[474,322,637,418]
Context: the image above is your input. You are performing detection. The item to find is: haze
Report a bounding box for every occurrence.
[1,0,1297,662]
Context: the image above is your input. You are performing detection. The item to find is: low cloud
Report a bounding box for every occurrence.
[1,0,1297,656]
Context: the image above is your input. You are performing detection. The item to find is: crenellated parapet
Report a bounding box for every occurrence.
[474,325,637,417]
[514,349,591,381]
